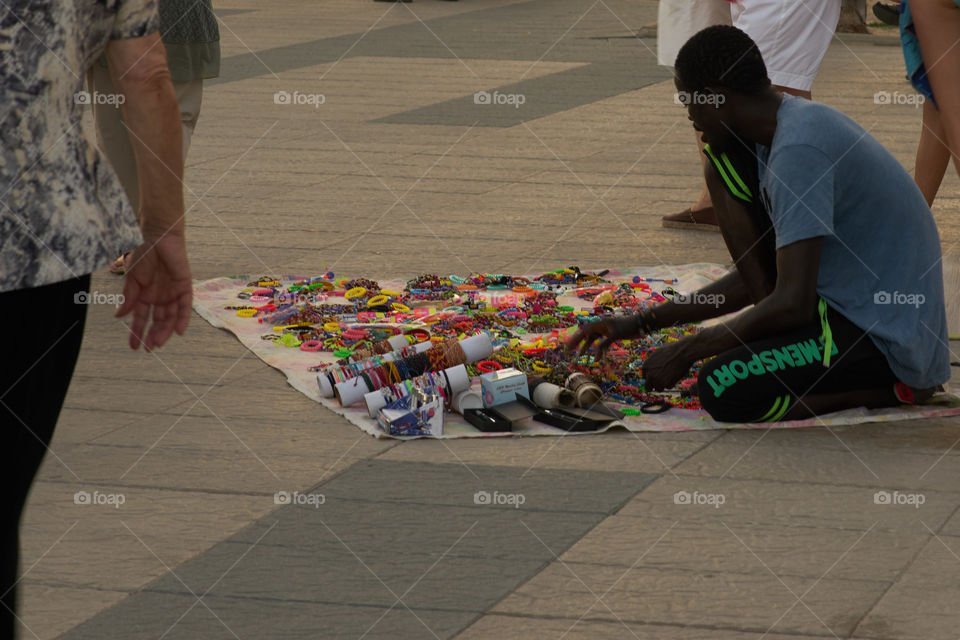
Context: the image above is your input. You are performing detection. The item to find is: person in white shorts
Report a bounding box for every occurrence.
[657,0,840,231]
[657,0,732,70]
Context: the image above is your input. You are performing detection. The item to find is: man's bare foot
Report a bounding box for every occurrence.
[661,206,720,231]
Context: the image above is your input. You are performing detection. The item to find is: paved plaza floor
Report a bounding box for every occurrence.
[18,1,960,638]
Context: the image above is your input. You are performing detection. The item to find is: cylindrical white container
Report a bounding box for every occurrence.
[459,333,493,362]
[386,334,410,352]
[443,364,471,396]
[532,382,576,409]
[335,375,373,407]
[452,389,483,414]
[317,373,335,398]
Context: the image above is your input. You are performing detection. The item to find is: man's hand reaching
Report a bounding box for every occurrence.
[566,315,642,358]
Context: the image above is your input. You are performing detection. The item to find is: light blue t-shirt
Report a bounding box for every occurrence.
[757,95,949,389]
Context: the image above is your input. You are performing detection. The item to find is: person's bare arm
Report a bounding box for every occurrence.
[106,32,192,351]
[566,270,752,357]
[643,237,824,389]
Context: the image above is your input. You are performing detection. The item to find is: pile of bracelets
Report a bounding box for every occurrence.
[227,270,705,410]
[317,337,468,395]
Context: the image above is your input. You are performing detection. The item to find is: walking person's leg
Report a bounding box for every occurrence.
[914,98,952,206]
[173,80,204,159]
[909,0,960,337]
[658,0,732,230]
[0,275,91,639]
[910,0,960,192]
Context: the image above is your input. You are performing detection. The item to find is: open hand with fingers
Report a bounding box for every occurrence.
[566,314,643,359]
[115,233,192,351]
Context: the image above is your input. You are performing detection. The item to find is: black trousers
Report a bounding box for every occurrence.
[697,301,898,422]
[0,275,89,639]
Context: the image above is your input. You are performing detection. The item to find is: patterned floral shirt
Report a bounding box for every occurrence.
[0,0,159,293]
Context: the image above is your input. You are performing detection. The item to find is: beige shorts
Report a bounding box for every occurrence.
[731,0,841,92]
[657,0,732,68]
[657,0,840,92]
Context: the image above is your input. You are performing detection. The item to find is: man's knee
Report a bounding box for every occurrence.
[697,359,741,421]
[697,357,780,423]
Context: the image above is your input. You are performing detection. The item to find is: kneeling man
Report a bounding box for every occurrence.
[569,25,950,422]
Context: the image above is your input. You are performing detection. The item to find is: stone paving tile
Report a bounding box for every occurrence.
[20,482,271,591]
[213,0,658,87]
[671,434,960,491]
[144,539,544,612]
[617,476,959,533]
[316,460,655,514]
[158,374,355,424]
[17,583,130,640]
[229,500,607,563]
[48,408,150,446]
[939,508,960,536]
[491,560,887,637]
[518,169,720,192]
[35,441,357,495]
[556,514,929,583]
[454,613,843,640]
[59,460,644,638]
[60,591,475,640]
[86,412,394,461]
[70,349,268,387]
[377,430,719,474]
[714,418,960,458]
[61,377,200,414]
[854,535,960,640]
[376,63,671,128]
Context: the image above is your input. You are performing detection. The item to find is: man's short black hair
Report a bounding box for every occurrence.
[674,25,771,95]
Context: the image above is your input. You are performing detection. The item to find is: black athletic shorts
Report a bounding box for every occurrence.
[696,300,898,422]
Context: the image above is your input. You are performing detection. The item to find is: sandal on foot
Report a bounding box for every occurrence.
[661,206,720,232]
[108,252,131,275]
